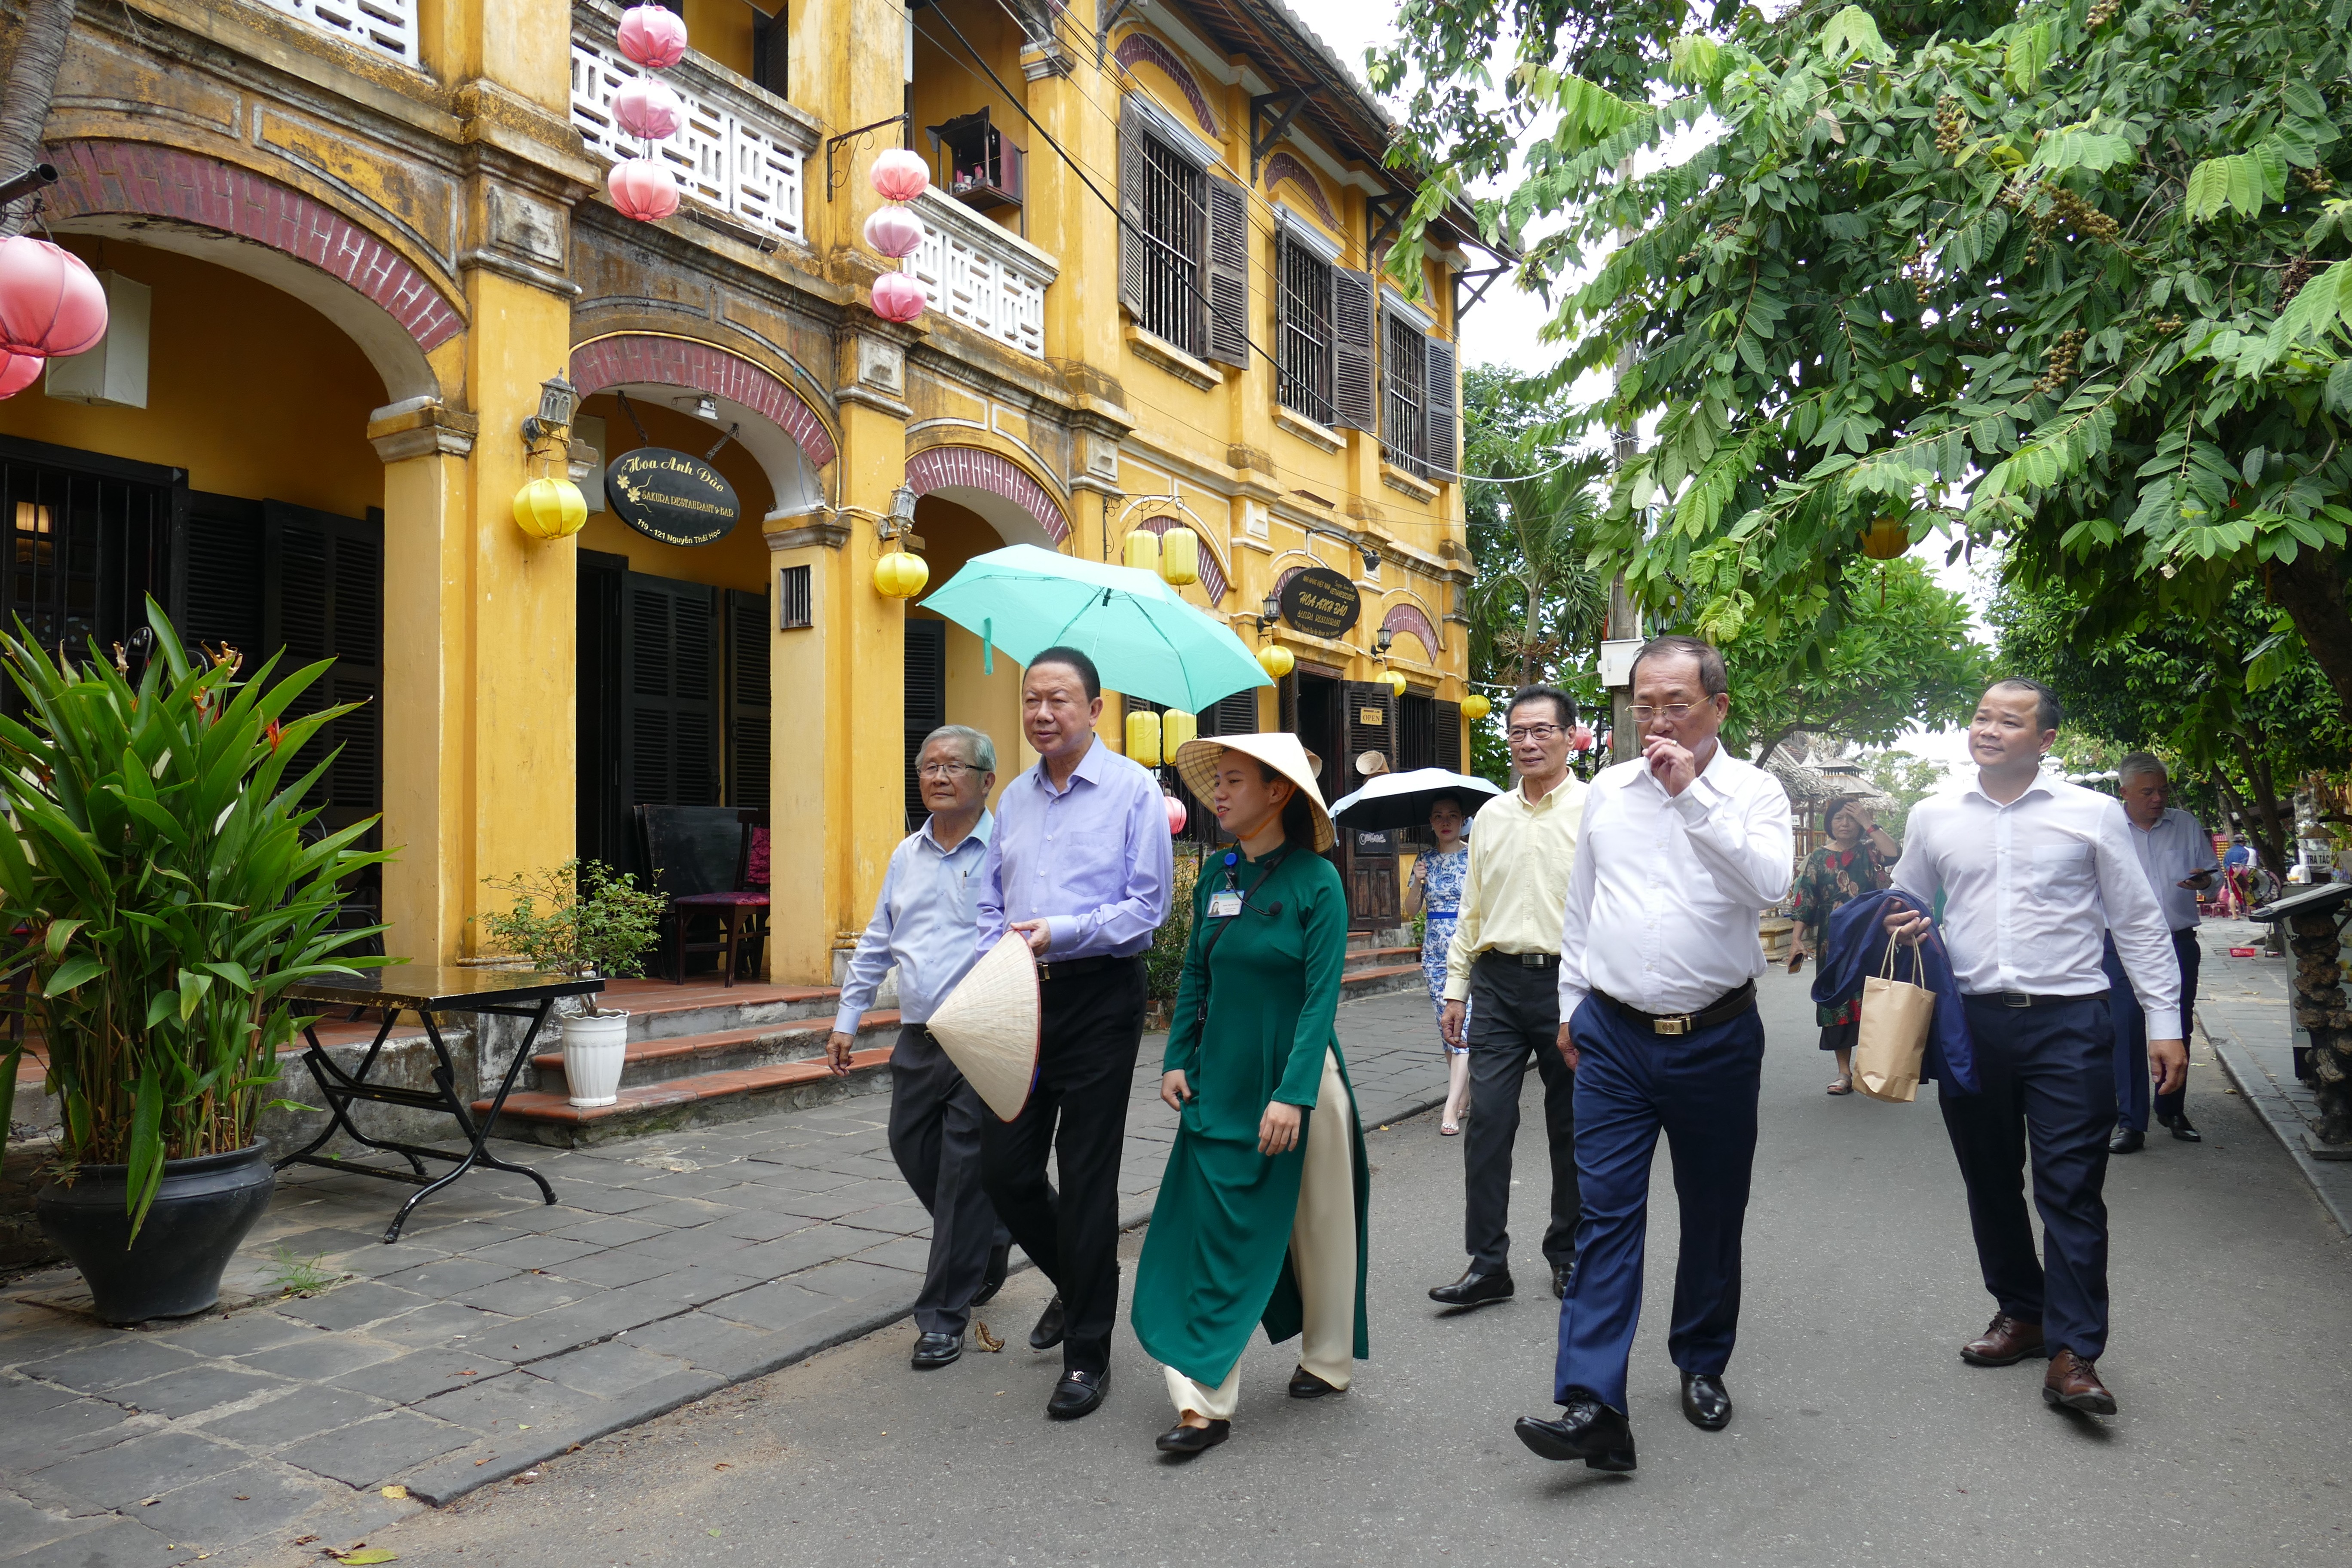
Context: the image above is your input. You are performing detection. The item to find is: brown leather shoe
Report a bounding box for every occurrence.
[1960,1313,2045,1367]
[2041,1348,2117,1415]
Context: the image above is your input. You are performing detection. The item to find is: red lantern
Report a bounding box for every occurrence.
[0,351,41,399]
[863,205,925,260]
[870,148,931,203]
[870,270,927,323]
[1571,723,1595,754]
[0,238,108,359]
[613,75,685,141]
[1164,793,1188,835]
[616,4,689,68]
[608,158,680,222]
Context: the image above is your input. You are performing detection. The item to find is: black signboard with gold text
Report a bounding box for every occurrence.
[1279,565,1361,638]
[606,448,741,546]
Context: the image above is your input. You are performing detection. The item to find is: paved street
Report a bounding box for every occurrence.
[334,959,2352,1568]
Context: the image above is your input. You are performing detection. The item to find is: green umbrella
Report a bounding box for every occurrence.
[919,544,1272,712]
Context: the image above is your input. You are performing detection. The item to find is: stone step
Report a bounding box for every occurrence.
[1342,963,1427,1001]
[478,1044,897,1149]
[523,1012,901,1097]
[609,982,848,1043]
[1346,945,1420,969]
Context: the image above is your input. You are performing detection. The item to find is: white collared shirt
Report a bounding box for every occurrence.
[1558,743,1795,1017]
[2126,806,2220,930]
[1893,773,2183,1038]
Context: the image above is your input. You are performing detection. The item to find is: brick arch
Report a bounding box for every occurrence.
[1263,153,1339,232]
[1114,34,1218,136]
[1132,514,1228,602]
[905,445,1069,545]
[570,334,837,471]
[1380,602,1441,658]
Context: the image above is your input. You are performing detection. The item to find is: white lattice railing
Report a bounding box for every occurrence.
[904,190,1057,359]
[259,0,419,67]
[570,6,811,245]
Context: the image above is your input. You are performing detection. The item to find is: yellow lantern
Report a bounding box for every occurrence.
[1257,643,1295,680]
[1161,708,1198,755]
[873,549,930,599]
[1861,513,1911,560]
[1461,692,1492,722]
[511,476,587,540]
[1158,526,1200,587]
[1125,707,1163,768]
[1381,669,1408,698]
[1122,528,1160,575]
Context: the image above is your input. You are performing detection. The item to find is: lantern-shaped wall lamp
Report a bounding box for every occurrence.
[1252,586,1283,641]
[873,549,929,599]
[1257,643,1295,680]
[1158,526,1200,587]
[513,476,588,540]
[522,373,581,445]
[1461,692,1492,723]
[1122,528,1160,576]
[1862,513,1911,560]
[1374,625,1394,656]
[1161,708,1197,753]
[1125,707,1162,768]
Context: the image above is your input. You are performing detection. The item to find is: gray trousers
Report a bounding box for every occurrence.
[1463,953,1581,1274]
[888,1025,1011,1335]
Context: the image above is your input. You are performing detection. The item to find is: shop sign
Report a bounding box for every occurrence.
[606,448,740,546]
[1279,566,1360,638]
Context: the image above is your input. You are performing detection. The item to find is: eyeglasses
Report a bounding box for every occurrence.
[1506,724,1565,743]
[916,762,981,780]
[1629,703,1700,723]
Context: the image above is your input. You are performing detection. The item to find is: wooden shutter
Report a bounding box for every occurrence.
[1117,96,1147,318]
[1207,687,1259,736]
[1341,680,1395,772]
[577,550,630,873]
[1435,697,1463,772]
[622,573,721,808]
[1331,266,1376,431]
[904,616,947,828]
[1425,336,1458,477]
[1278,671,1298,737]
[725,588,770,811]
[1204,175,1250,368]
[180,493,265,659]
[751,4,788,95]
[259,501,382,824]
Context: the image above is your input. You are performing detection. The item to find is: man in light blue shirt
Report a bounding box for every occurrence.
[830,723,1008,1370]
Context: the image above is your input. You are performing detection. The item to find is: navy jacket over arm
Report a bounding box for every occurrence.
[1812,888,1979,1095]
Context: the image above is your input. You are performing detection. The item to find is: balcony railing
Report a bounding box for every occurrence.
[570,0,815,246]
[904,191,1056,359]
[258,0,419,67]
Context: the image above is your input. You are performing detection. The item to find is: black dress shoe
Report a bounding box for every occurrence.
[1046,1367,1106,1420]
[911,1331,962,1369]
[1288,1365,1343,1399]
[1155,1418,1231,1455]
[973,1243,1011,1306]
[1029,1293,1065,1350]
[1552,1260,1577,1299]
[1429,1267,1514,1308]
[2109,1126,2146,1154]
[1513,1391,1636,1472]
[2163,1112,2202,1142]
[1681,1371,1731,1430]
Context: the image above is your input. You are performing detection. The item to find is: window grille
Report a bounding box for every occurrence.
[1383,313,1428,477]
[1136,135,1207,356]
[778,564,812,629]
[1278,238,1335,427]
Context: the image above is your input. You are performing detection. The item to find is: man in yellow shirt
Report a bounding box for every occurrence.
[1431,686,1589,1308]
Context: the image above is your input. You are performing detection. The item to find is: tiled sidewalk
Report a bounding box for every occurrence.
[0,990,1454,1565]
[2197,919,2352,1236]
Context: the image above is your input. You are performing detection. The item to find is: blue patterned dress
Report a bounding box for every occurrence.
[1416,845,1471,1057]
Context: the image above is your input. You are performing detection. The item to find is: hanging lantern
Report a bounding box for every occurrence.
[0,238,108,359]
[1121,528,1160,576]
[1164,792,1188,835]
[1161,708,1198,754]
[870,147,931,203]
[871,271,927,323]
[512,476,588,540]
[608,158,680,222]
[873,549,929,599]
[0,350,42,399]
[1381,669,1409,698]
[613,75,686,141]
[1257,643,1295,680]
[863,205,925,260]
[1862,512,1911,560]
[1158,526,1200,587]
[1571,723,1596,753]
[1460,692,1491,722]
[617,3,689,67]
[1125,707,1163,768]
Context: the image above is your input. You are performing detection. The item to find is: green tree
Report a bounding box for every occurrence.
[1858,748,1950,836]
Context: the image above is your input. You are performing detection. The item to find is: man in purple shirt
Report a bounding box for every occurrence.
[977,646,1173,1421]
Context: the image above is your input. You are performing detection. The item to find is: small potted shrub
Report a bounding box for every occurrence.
[0,601,388,1324]
[476,861,663,1107]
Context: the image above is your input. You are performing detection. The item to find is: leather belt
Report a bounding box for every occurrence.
[1966,989,2109,1008]
[1034,954,1139,984]
[1597,980,1756,1037]
[1478,949,1559,970]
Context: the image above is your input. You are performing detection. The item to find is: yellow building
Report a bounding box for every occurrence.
[0,0,1498,983]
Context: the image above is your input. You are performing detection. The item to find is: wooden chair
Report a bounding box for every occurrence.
[637,806,771,986]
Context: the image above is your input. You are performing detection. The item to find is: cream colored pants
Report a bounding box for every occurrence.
[1166,1050,1357,1421]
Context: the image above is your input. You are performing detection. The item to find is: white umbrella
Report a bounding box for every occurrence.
[1326,768,1502,832]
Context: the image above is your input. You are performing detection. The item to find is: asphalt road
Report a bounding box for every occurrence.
[325,964,2352,1568]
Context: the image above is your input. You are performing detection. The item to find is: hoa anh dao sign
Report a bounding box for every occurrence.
[606,448,740,546]
[1279,565,1360,638]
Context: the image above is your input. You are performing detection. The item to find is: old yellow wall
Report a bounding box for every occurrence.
[908,494,1022,808]
[908,0,1027,237]
[682,0,760,79]
[574,392,775,592]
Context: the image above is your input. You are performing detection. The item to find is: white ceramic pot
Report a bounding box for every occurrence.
[560,1010,631,1108]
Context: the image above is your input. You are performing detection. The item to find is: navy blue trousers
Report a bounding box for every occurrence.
[2101,929,2199,1131]
[1943,995,2113,1361]
[1552,994,1764,1413]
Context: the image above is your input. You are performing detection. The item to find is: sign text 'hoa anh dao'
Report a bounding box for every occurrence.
[606,448,741,546]
[1278,565,1361,639]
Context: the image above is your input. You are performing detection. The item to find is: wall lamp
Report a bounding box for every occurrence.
[1251,587,1282,640]
[1374,625,1394,656]
[521,373,581,446]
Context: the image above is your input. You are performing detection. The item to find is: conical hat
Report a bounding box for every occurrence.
[1172,732,1336,852]
[925,932,1041,1121]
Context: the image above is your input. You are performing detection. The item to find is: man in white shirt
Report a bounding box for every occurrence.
[1885,680,2183,1418]
[2105,753,2219,1152]
[1514,637,1793,1474]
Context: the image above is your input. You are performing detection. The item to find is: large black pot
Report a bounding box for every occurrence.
[37,1144,276,1324]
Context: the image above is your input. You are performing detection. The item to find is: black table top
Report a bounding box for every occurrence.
[285,966,606,1010]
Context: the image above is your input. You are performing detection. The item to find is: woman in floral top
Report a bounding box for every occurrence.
[1404,794,1473,1135]
[1788,795,1901,1094]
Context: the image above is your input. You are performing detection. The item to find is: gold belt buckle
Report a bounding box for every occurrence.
[1654,1014,1691,1036]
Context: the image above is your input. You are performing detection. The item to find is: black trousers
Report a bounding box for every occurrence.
[1463,952,1580,1274]
[888,1026,1011,1336]
[978,956,1146,1376]
[2102,928,2199,1131]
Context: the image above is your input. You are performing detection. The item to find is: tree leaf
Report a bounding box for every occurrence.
[43,956,104,997]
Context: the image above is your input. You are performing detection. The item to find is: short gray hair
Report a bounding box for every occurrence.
[923,724,996,773]
[2117,751,2168,784]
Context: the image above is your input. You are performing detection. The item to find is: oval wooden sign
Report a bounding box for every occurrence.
[606,448,741,547]
[1279,565,1361,638]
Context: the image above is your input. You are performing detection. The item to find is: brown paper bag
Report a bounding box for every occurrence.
[1855,934,1933,1103]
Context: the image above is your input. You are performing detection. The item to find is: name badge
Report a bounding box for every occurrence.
[1206,890,1243,920]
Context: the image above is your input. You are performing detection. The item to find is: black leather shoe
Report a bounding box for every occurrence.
[1681,1371,1731,1430]
[2163,1112,2202,1142]
[1029,1293,1065,1351]
[973,1243,1011,1306]
[1288,1366,1343,1399]
[1046,1367,1106,1420]
[1155,1418,1230,1455]
[911,1331,962,1370]
[2109,1126,2146,1154]
[1513,1390,1636,1472]
[1552,1260,1577,1299]
[1429,1267,1514,1308]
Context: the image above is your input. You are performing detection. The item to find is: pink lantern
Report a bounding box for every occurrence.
[1164,793,1188,835]
[870,270,927,323]
[1571,723,1595,753]
[616,4,689,68]
[0,238,108,359]
[870,148,931,203]
[613,75,686,141]
[608,158,680,222]
[863,204,925,260]
[0,351,41,399]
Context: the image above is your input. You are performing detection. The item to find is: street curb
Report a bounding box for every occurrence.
[2204,1018,2352,1239]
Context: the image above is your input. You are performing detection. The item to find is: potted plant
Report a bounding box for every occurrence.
[475,861,663,1107]
[0,601,388,1324]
